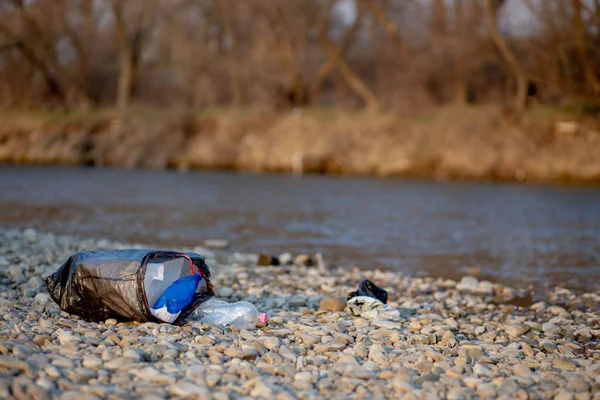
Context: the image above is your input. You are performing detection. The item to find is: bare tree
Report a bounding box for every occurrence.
[0,0,74,107]
[452,0,469,103]
[317,1,379,111]
[216,0,246,107]
[0,0,598,111]
[430,0,447,39]
[111,0,133,121]
[110,0,158,119]
[361,0,412,56]
[62,0,99,106]
[310,1,367,103]
[485,0,529,110]
[572,0,600,102]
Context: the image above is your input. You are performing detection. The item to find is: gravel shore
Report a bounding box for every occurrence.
[0,228,599,399]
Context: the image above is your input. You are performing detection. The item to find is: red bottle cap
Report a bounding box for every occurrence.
[259,313,269,325]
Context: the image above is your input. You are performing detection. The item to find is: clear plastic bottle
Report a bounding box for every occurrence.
[193,299,269,329]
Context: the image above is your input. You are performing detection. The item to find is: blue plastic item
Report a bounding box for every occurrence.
[151,273,203,323]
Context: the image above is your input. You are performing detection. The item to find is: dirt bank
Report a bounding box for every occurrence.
[1,106,599,184]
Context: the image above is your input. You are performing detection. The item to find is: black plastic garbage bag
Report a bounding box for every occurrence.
[46,249,214,324]
[347,279,388,304]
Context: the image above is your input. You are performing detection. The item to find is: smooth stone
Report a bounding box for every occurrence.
[34,293,51,304]
[392,378,415,393]
[205,374,221,387]
[542,322,561,335]
[0,356,31,374]
[171,382,209,397]
[409,320,422,332]
[204,239,229,249]
[263,352,283,365]
[250,378,273,398]
[456,276,479,291]
[134,367,176,384]
[505,323,531,336]
[299,334,320,345]
[554,390,575,400]
[82,357,103,368]
[553,358,577,371]
[33,335,52,346]
[314,341,346,353]
[566,377,589,392]
[294,372,313,382]
[39,319,54,328]
[262,336,281,350]
[415,374,440,385]
[52,357,75,369]
[58,333,81,345]
[216,287,234,298]
[513,364,533,377]
[28,276,45,289]
[287,296,306,307]
[319,297,346,312]
[123,348,145,362]
[7,265,23,278]
[441,330,456,346]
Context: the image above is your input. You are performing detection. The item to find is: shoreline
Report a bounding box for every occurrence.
[2,106,600,185]
[0,228,598,398]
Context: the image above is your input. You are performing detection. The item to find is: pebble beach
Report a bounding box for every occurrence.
[0,228,599,400]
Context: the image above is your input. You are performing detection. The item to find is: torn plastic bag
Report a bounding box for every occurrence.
[347,279,388,304]
[46,249,214,324]
[347,296,401,320]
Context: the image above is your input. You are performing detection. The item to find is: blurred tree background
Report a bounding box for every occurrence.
[1,0,600,182]
[0,0,598,114]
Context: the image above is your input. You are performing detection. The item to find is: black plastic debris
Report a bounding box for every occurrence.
[347,279,388,304]
[46,249,214,324]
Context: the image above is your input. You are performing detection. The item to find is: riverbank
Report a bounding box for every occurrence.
[0,228,598,399]
[1,106,600,184]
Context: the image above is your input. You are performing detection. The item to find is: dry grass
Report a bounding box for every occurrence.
[1,105,599,184]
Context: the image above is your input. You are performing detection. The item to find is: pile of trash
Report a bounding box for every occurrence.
[346,279,402,321]
[46,249,267,328]
[46,250,404,327]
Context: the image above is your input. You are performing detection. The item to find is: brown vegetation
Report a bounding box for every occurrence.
[1,0,599,112]
[1,106,599,184]
[1,1,600,183]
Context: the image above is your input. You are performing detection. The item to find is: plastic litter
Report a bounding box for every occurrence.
[347,279,388,304]
[151,273,203,323]
[193,298,269,329]
[46,249,214,323]
[347,296,400,320]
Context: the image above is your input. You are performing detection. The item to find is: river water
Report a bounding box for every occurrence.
[1,166,599,292]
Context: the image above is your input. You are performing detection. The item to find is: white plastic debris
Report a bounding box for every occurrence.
[347,296,401,321]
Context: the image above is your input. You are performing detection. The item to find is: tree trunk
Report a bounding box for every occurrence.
[453,0,468,104]
[0,24,68,107]
[219,1,244,107]
[431,0,447,39]
[485,0,529,110]
[319,33,379,111]
[309,4,366,103]
[361,0,411,56]
[111,0,133,123]
[572,0,600,102]
[63,0,96,107]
